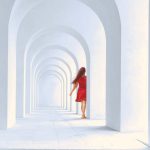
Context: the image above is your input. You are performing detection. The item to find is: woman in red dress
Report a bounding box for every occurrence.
[69,67,86,119]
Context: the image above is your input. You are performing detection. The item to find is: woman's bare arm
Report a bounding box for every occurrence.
[69,82,78,96]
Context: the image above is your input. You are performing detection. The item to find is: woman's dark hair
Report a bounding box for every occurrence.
[72,67,86,84]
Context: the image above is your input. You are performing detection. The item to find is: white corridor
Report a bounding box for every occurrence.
[0,106,148,150]
[0,0,150,149]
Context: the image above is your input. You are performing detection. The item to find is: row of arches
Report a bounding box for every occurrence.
[0,0,149,145]
[9,0,121,130]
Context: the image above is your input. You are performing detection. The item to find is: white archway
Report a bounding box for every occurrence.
[3,1,120,131]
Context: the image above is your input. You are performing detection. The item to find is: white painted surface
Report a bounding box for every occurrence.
[115,0,149,131]
[0,107,148,149]
[0,0,15,129]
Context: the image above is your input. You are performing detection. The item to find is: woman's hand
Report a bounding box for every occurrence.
[70,82,78,96]
[69,92,72,96]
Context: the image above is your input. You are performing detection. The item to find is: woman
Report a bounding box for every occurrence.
[70,67,86,119]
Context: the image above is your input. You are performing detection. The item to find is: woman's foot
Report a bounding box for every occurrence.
[81,114,86,119]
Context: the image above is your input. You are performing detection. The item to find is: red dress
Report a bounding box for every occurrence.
[76,76,86,102]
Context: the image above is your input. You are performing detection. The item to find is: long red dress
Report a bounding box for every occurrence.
[75,75,86,102]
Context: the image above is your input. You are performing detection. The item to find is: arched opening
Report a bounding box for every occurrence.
[9,0,120,131]
[38,74,61,108]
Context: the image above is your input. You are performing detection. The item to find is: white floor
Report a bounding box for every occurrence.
[0,106,149,150]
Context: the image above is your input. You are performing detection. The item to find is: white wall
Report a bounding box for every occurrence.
[0,0,15,129]
[115,0,149,131]
[80,0,121,130]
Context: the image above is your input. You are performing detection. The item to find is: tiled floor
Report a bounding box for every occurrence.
[0,106,149,150]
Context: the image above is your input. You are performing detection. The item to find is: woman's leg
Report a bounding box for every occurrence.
[81,100,86,118]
